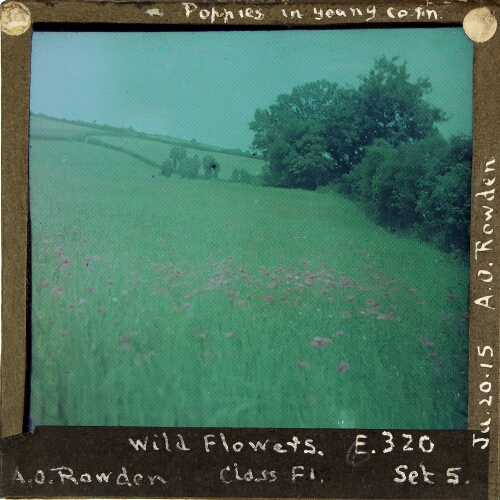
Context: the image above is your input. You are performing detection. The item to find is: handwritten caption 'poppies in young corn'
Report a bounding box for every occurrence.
[181,3,440,24]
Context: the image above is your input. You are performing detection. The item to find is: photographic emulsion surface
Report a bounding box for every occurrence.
[1,1,499,499]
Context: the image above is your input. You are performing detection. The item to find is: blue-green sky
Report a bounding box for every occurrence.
[31,28,472,150]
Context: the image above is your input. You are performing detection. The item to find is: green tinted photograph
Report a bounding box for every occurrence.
[29,28,472,429]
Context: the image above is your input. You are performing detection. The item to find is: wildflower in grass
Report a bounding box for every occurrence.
[409,289,416,295]
[327,297,333,303]
[119,333,133,344]
[85,286,94,294]
[346,295,355,302]
[182,303,191,311]
[437,363,445,370]
[40,280,50,288]
[378,313,392,320]
[54,246,63,256]
[234,299,249,306]
[419,338,435,348]
[297,361,307,369]
[311,337,332,348]
[52,286,64,297]
[225,332,235,339]
[67,303,75,309]
[428,352,439,360]
[336,331,346,338]
[358,309,366,316]
[337,361,350,372]
[417,300,424,306]
[297,284,305,291]
[280,297,287,302]
[97,307,106,313]
[342,311,352,319]
[261,295,274,304]
[59,257,71,267]
[268,282,278,289]
[106,279,114,285]
[59,329,69,337]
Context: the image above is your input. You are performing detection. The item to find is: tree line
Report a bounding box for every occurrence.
[249,57,471,258]
[161,146,220,179]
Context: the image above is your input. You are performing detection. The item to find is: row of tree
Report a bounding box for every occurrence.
[340,133,471,257]
[161,146,220,179]
[250,57,446,190]
[248,57,471,258]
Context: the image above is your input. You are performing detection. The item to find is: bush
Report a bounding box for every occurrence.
[161,158,175,177]
[202,155,220,179]
[179,156,200,179]
[341,133,471,258]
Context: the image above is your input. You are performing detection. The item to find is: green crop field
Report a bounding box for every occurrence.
[29,138,469,429]
[97,135,265,179]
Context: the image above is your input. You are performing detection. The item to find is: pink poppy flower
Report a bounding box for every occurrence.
[337,361,350,373]
[234,299,249,306]
[419,338,435,348]
[119,333,133,344]
[311,337,332,348]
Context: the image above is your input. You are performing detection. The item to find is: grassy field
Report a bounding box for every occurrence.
[29,138,469,429]
[96,135,265,179]
[30,116,266,180]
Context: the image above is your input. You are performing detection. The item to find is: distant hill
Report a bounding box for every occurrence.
[29,113,261,159]
[29,113,265,181]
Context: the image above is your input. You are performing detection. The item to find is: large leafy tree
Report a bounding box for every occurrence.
[250,57,447,188]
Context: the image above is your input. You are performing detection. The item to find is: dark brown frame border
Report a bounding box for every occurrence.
[1,1,499,498]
